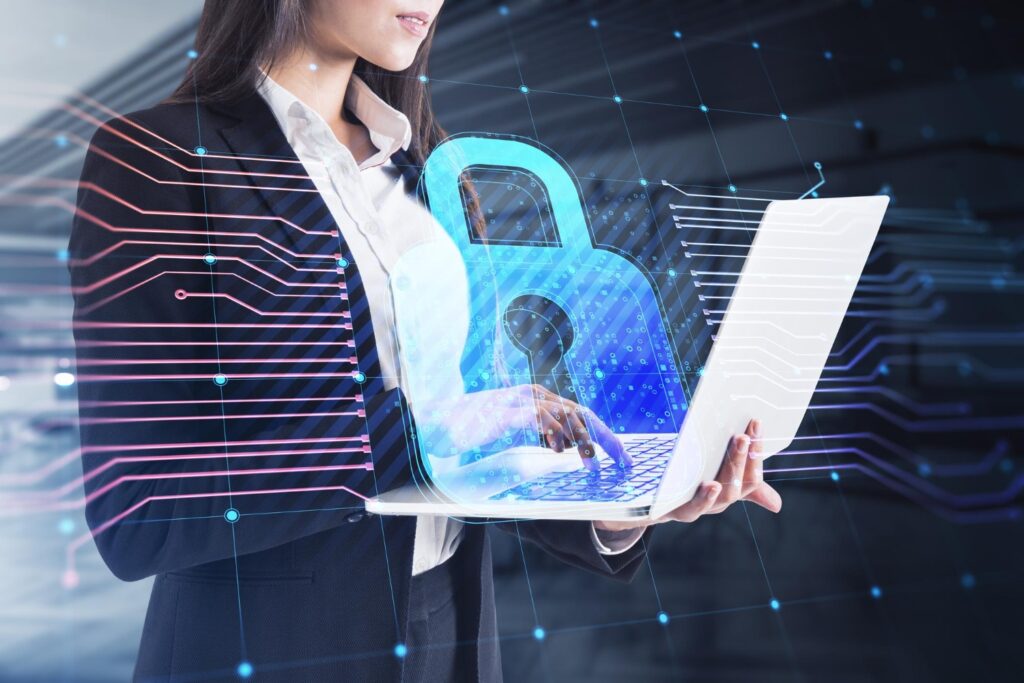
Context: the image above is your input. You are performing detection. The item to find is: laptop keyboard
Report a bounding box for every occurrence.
[490,434,675,503]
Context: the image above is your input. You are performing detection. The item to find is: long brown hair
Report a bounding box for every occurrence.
[168,0,449,175]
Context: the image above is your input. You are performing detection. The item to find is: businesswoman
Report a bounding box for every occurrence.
[69,1,782,680]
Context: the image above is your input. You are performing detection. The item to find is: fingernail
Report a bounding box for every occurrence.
[752,419,761,437]
[584,457,599,472]
[705,482,720,498]
[737,435,750,453]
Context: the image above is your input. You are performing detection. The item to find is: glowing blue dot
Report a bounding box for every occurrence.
[213,374,228,386]
[699,104,709,113]
[56,248,69,262]
[917,462,932,477]
[824,50,833,60]
[224,508,240,523]
[394,643,407,658]
[854,119,864,130]
[639,178,648,186]
[236,661,253,678]
[498,5,509,16]
[961,573,976,589]
[54,134,68,148]
[533,626,546,640]
[186,49,199,59]
[589,18,599,28]
[811,190,819,198]
[353,371,366,384]
[418,74,429,83]
[519,85,529,94]
[770,598,781,611]
[336,257,348,268]
[991,276,1006,289]
[870,585,882,599]
[204,253,217,265]
[613,95,623,104]
[595,369,605,379]
[673,30,682,39]
[780,112,789,121]
[657,611,669,624]
[58,518,75,535]
[751,41,761,49]
[195,146,207,156]
[830,471,840,482]
[878,363,889,376]
[728,184,737,193]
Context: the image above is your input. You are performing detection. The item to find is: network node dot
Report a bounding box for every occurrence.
[418,74,429,83]
[595,369,605,379]
[54,134,69,148]
[533,626,546,640]
[308,62,318,71]
[770,598,781,611]
[353,371,366,384]
[668,269,677,277]
[917,462,932,477]
[870,585,883,599]
[187,49,199,59]
[236,661,253,678]
[613,95,623,104]
[830,471,840,482]
[589,18,599,28]
[673,30,682,39]
[780,112,789,121]
[519,84,529,94]
[961,573,976,589]
[224,508,240,523]
[639,178,648,186]
[728,184,737,193]
[811,190,819,198]
[213,373,228,386]
[657,611,669,625]
[394,643,408,658]
[699,104,709,113]
[752,41,761,49]
[56,248,70,262]
[824,50,833,60]
[195,146,207,156]
[336,257,349,268]
[204,253,217,265]
[854,119,864,130]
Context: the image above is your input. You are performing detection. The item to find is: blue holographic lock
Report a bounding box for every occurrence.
[420,134,683,435]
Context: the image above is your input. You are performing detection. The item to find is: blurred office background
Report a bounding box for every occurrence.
[1,0,1022,681]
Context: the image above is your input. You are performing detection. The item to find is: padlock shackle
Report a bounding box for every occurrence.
[420,134,595,253]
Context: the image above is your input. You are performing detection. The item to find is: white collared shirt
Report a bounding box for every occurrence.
[255,72,641,576]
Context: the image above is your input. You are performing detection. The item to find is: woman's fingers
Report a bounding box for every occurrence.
[662,481,722,523]
[580,408,632,468]
[709,433,750,512]
[535,405,566,452]
[744,482,783,513]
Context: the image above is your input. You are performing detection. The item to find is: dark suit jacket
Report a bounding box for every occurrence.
[69,91,650,682]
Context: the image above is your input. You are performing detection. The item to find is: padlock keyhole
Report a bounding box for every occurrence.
[502,295,577,398]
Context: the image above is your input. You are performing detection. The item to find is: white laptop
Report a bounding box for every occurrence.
[366,195,889,521]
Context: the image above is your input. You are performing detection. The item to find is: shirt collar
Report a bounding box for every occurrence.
[256,70,412,168]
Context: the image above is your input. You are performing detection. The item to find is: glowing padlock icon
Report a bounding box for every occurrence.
[421,133,683,435]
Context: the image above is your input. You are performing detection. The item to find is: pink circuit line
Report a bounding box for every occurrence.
[73,357,358,367]
[15,320,353,330]
[74,339,356,348]
[0,431,368,486]
[11,447,372,502]
[78,409,362,425]
[77,266,343,317]
[78,393,362,407]
[177,291,351,318]
[75,370,362,382]
[66,483,371,569]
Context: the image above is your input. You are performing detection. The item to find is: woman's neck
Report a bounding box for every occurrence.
[266,48,376,161]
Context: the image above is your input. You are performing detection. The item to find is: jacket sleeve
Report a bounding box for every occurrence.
[495,520,652,582]
[69,115,412,581]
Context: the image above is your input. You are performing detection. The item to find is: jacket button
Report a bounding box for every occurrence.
[345,511,366,523]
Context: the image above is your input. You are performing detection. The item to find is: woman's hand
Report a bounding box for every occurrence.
[594,418,781,532]
[529,384,631,471]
